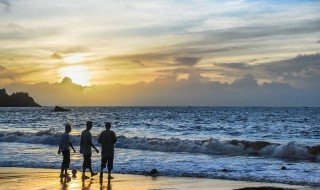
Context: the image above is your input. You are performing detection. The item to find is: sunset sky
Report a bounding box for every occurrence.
[0,0,320,106]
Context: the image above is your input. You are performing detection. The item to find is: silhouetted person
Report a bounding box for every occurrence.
[80,121,99,179]
[58,124,76,178]
[98,122,117,179]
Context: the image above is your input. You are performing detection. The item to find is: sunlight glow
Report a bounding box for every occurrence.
[59,65,91,86]
[63,54,87,64]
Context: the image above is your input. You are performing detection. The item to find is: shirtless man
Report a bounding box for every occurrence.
[98,122,117,179]
[80,121,99,179]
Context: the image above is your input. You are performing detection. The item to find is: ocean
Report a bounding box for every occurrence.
[0,107,319,186]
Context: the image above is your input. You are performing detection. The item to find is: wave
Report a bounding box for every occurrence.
[0,129,319,161]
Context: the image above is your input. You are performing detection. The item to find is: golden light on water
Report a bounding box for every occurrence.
[59,65,91,86]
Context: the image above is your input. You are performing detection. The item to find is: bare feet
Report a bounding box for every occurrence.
[91,172,97,177]
[82,175,90,180]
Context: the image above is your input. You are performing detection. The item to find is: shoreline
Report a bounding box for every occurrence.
[0,167,315,190]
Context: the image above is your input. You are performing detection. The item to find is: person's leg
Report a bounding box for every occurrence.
[60,151,68,177]
[100,157,107,179]
[65,151,70,176]
[82,155,87,178]
[107,156,114,179]
[60,166,64,177]
[87,155,97,176]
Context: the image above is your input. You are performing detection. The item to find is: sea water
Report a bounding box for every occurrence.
[0,107,319,186]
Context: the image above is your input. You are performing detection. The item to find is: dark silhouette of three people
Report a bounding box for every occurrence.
[59,121,117,182]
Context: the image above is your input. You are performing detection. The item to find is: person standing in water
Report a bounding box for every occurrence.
[58,124,76,178]
[98,122,117,179]
[80,121,99,179]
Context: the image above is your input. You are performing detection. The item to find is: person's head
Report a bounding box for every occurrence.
[86,121,93,130]
[65,124,72,133]
[105,122,111,130]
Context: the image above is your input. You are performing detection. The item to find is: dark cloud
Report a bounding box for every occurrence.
[231,74,258,89]
[0,0,11,11]
[107,52,168,64]
[51,53,63,60]
[174,57,201,67]
[5,74,320,106]
[194,20,320,45]
[259,54,320,76]
[211,53,320,89]
[214,62,249,70]
[132,60,146,67]
[156,67,217,76]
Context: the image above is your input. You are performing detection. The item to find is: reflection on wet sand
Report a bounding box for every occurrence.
[0,167,307,190]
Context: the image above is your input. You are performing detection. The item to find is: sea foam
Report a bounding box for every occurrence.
[0,129,318,162]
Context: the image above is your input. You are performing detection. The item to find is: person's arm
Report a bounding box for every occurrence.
[113,132,117,144]
[58,138,61,154]
[89,134,99,153]
[69,142,76,153]
[68,134,76,153]
[90,141,99,153]
[98,133,102,144]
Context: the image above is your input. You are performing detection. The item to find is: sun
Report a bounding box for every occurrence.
[59,65,91,86]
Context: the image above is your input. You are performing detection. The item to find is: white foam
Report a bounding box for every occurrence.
[0,130,318,162]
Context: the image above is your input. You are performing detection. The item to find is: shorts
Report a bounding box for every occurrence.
[101,156,114,171]
[83,154,92,168]
[62,150,70,169]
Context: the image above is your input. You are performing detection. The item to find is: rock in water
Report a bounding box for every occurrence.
[281,166,287,170]
[53,106,70,112]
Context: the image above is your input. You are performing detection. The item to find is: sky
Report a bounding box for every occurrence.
[0,0,320,106]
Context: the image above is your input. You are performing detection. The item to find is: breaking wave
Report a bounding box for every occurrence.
[0,129,319,161]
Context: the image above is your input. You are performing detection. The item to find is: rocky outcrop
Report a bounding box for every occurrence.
[0,89,41,107]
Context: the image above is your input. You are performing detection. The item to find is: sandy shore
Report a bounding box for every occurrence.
[0,167,315,190]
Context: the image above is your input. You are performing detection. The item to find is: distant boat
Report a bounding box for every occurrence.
[52,106,70,112]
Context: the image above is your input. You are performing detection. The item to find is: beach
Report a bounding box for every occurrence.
[0,167,314,190]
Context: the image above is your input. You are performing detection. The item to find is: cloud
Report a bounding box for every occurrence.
[51,53,63,60]
[107,52,169,64]
[4,74,320,106]
[231,74,258,89]
[212,53,320,89]
[213,62,248,70]
[0,66,16,82]
[0,23,24,30]
[0,0,12,11]
[132,60,146,67]
[174,57,201,67]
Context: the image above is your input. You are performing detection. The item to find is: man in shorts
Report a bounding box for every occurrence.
[58,124,76,178]
[80,121,99,179]
[98,122,117,179]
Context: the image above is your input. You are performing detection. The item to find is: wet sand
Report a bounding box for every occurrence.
[0,167,315,190]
